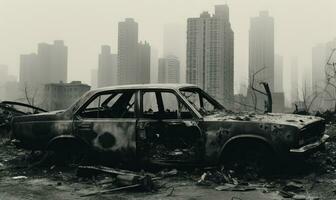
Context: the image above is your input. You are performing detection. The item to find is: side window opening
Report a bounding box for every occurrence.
[142,91,193,119]
[79,91,136,119]
[180,89,221,116]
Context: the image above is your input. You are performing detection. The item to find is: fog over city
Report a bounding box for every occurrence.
[2,1,336,199]
[1,0,335,96]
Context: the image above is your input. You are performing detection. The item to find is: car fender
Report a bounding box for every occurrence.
[219,134,276,161]
[46,135,89,151]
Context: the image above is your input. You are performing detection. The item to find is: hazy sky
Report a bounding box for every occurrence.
[1,0,335,94]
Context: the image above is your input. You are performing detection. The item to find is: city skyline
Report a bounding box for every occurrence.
[1,0,335,97]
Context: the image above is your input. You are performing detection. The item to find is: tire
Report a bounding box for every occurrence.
[222,140,275,176]
[46,138,91,167]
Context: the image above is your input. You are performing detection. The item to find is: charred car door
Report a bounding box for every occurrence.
[73,90,138,164]
[136,89,204,165]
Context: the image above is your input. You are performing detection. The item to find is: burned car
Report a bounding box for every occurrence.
[0,101,46,136]
[11,84,329,169]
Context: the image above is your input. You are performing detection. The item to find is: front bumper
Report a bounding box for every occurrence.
[290,134,329,155]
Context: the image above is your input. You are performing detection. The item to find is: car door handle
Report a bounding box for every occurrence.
[77,122,93,131]
[169,121,185,126]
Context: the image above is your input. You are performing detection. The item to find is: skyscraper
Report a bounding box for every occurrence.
[163,23,186,82]
[90,69,98,89]
[291,57,299,104]
[20,53,38,85]
[98,45,118,87]
[137,41,151,84]
[274,54,283,93]
[0,65,9,99]
[38,40,68,84]
[150,47,159,83]
[249,11,274,92]
[118,18,139,85]
[158,55,180,83]
[312,38,336,110]
[20,41,68,86]
[186,5,234,107]
[312,43,327,93]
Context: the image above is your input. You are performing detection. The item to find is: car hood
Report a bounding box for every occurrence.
[204,112,324,129]
[12,110,66,122]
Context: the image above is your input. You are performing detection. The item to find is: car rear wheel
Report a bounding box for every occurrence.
[45,138,92,167]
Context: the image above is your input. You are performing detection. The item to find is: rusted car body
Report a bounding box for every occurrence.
[11,84,329,166]
[0,101,46,136]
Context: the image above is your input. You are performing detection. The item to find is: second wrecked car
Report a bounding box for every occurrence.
[11,84,329,169]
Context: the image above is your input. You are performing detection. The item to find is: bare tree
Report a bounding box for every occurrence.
[324,48,336,111]
[301,82,320,113]
[19,83,46,108]
[249,67,272,112]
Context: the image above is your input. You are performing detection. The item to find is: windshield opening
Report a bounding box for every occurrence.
[179,88,227,116]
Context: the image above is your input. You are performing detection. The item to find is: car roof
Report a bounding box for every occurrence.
[91,83,198,92]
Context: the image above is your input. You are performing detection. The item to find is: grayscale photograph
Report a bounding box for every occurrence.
[0,0,335,199]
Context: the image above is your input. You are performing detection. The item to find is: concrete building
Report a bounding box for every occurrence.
[249,11,274,92]
[272,92,285,113]
[118,18,139,85]
[20,41,67,86]
[37,40,68,84]
[291,57,299,104]
[312,43,327,93]
[44,81,90,111]
[90,69,98,89]
[312,38,336,110]
[150,47,159,83]
[4,81,21,101]
[186,5,234,107]
[20,53,38,85]
[98,45,118,87]
[163,23,186,82]
[137,41,151,84]
[158,55,180,83]
[0,65,9,99]
[274,54,283,93]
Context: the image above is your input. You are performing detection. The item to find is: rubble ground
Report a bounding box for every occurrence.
[1,125,336,200]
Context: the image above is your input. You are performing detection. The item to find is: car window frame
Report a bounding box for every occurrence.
[74,89,139,119]
[139,88,199,120]
[179,87,225,116]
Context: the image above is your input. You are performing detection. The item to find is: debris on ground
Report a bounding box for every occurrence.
[197,168,238,186]
[282,181,304,193]
[77,165,159,196]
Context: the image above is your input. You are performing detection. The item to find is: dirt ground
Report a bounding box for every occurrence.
[1,125,336,200]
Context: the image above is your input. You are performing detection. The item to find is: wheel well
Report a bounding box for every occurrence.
[47,136,88,153]
[220,137,275,161]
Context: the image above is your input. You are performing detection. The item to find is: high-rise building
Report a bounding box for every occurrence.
[274,54,283,93]
[163,23,186,82]
[186,5,234,107]
[312,38,336,110]
[118,18,139,85]
[0,65,9,99]
[98,45,118,87]
[19,53,38,85]
[312,43,327,93]
[249,11,274,92]
[38,40,68,84]
[90,69,98,89]
[158,55,180,83]
[20,41,68,86]
[150,47,159,83]
[291,57,299,104]
[137,41,151,84]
